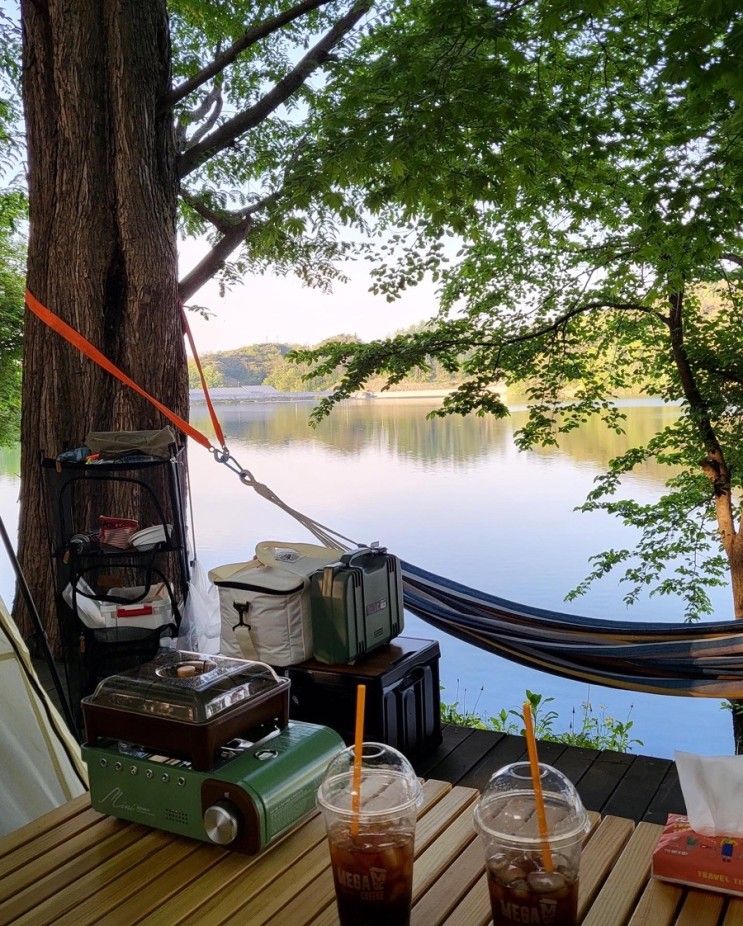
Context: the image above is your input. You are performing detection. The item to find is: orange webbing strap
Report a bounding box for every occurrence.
[24,289,215,452]
[180,305,227,449]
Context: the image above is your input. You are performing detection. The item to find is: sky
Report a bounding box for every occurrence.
[179,236,439,353]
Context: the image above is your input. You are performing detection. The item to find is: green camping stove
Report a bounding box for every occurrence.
[81,651,343,854]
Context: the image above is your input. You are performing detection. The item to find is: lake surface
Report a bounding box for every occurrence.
[0,398,734,757]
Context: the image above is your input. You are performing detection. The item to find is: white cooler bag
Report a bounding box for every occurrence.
[209,541,343,666]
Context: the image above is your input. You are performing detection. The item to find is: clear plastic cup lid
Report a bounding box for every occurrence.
[474,761,589,847]
[317,742,423,818]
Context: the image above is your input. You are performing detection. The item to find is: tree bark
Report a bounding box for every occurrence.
[17,0,185,651]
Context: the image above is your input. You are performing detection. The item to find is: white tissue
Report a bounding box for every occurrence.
[675,750,743,836]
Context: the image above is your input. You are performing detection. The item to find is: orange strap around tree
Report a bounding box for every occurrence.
[180,305,227,449]
[24,289,217,452]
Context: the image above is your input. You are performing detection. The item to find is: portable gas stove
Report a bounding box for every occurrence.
[81,651,343,854]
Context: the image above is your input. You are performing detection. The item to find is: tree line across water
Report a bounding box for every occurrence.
[187,330,467,393]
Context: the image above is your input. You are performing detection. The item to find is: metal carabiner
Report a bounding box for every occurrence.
[212,446,231,465]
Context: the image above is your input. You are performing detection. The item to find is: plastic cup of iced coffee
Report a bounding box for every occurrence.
[317,743,422,926]
[474,761,590,926]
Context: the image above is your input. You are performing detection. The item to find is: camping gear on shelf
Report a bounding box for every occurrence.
[97,515,139,548]
[211,542,344,667]
[63,579,176,631]
[308,546,404,664]
[99,583,175,630]
[41,445,191,736]
[286,637,441,759]
[81,651,343,854]
[130,523,172,550]
[85,427,177,460]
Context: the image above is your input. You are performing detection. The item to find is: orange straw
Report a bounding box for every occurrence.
[351,684,366,838]
[522,701,554,872]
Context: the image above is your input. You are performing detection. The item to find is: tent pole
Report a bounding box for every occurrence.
[0,513,77,732]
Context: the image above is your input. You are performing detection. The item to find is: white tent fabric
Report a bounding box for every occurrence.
[0,596,87,836]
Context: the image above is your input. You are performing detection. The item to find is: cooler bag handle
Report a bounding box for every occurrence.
[340,546,389,572]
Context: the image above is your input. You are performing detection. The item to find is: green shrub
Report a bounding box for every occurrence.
[440,687,643,753]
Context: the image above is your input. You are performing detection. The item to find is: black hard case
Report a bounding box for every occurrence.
[286,636,442,760]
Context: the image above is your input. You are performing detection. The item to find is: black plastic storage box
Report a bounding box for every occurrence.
[286,637,442,760]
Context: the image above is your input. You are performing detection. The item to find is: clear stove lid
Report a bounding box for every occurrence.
[85,651,289,723]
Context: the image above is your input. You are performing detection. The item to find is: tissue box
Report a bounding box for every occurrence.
[652,814,743,897]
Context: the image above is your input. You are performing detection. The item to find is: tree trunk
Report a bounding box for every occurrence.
[17,0,186,652]
[728,537,743,753]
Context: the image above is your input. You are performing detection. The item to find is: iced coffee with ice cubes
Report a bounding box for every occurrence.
[474,762,589,926]
[318,743,422,926]
[487,846,579,925]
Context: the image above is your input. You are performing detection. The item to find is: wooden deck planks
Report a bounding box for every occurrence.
[600,754,672,821]
[414,725,477,777]
[424,729,505,785]
[641,762,686,823]
[581,822,664,926]
[0,775,732,926]
[414,729,687,824]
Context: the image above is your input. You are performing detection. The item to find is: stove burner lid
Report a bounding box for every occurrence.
[86,651,288,724]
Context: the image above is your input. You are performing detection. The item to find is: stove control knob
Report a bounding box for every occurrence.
[203,801,240,845]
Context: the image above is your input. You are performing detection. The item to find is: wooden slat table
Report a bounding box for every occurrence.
[0,782,733,925]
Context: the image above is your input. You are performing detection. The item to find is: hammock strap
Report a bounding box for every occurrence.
[180,304,227,450]
[25,289,214,451]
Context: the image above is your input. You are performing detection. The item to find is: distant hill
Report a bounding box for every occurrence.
[188,334,465,393]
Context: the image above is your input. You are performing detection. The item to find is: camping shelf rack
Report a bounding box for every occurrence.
[40,445,191,736]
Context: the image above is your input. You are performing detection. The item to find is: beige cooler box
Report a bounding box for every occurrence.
[210,541,343,667]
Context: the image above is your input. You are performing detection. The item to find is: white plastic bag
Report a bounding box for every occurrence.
[178,559,221,654]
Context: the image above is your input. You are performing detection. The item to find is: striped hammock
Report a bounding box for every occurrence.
[402,561,743,698]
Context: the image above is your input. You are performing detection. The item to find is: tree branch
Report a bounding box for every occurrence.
[178,0,372,179]
[188,86,224,146]
[178,216,253,302]
[180,190,240,234]
[721,253,743,268]
[668,290,723,460]
[500,300,665,347]
[166,0,333,108]
[178,188,283,300]
[701,365,743,386]
[175,83,223,152]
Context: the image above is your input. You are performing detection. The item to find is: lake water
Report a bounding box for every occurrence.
[0,398,734,757]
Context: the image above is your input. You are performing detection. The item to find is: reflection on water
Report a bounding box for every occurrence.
[0,399,733,757]
[192,398,681,483]
[0,444,20,479]
[193,399,510,469]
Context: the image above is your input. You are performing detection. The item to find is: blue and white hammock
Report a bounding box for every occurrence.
[209,461,743,700]
[402,561,743,699]
[235,475,743,699]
